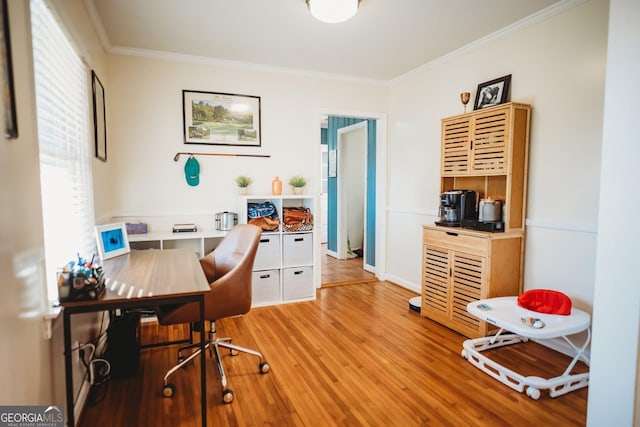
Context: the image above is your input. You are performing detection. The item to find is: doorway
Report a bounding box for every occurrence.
[337,121,367,263]
[316,110,387,287]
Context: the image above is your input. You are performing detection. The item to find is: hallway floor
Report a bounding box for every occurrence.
[320,243,377,286]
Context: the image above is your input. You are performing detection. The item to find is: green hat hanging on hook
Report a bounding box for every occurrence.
[184,155,200,186]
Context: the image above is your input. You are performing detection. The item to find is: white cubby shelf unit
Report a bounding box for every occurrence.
[127,229,227,260]
[237,195,320,307]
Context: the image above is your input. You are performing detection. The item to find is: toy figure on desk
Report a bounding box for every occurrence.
[57,253,106,302]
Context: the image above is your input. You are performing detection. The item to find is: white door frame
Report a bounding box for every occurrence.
[313,108,388,285]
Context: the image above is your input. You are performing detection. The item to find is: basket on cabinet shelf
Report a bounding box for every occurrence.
[282,207,314,232]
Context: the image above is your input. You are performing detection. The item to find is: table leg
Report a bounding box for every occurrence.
[199,296,207,426]
[63,310,75,427]
[561,327,591,376]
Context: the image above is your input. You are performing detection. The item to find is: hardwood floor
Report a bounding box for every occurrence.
[320,243,376,286]
[78,281,588,427]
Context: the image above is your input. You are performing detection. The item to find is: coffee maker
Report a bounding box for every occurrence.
[435,190,477,227]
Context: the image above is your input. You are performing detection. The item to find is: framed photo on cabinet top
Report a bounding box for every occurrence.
[474,74,511,110]
[183,90,261,147]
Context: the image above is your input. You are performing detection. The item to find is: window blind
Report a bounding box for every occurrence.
[31,0,96,303]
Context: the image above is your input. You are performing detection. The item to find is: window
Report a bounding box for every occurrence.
[31,0,96,303]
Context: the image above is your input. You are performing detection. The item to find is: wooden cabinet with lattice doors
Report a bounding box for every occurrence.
[442,106,511,175]
[423,102,531,337]
[441,102,531,233]
[421,227,523,338]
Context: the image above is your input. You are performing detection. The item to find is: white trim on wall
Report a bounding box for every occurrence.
[386,207,598,235]
[525,219,597,234]
[107,47,390,87]
[391,0,588,83]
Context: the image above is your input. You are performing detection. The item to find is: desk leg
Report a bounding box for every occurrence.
[199,296,207,426]
[63,310,75,427]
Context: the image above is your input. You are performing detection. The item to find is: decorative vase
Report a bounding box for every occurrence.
[239,187,248,195]
[293,186,304,195]
[272,176,282,195]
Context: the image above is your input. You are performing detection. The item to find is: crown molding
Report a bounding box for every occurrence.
[107,45,390,87]
[83,0,112,52]
[390,0,588,84]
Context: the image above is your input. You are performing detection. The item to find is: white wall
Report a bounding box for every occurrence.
[0,0,51,406]
[3,0,637,423]
[588,0,640,424]
[100,54,389,229]
[341,123,366,254]
[385,0,609,309]
[0,0,110,417]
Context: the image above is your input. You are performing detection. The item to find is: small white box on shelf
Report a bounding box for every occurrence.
[252,269,281,304]
[282,233,313,266]
[283,266,314,300]
[254,234,281,270]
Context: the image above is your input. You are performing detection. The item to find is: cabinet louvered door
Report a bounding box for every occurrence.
[441,116,471,176]
[422,245,451,321]
[451,252,485,334]
[471,107,510,174]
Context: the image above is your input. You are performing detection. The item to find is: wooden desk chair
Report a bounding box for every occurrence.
[155,224,270,403]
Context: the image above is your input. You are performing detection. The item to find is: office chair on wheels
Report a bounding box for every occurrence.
[155,224,270,403]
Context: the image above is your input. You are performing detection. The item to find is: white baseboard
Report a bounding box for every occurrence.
[75,323,110,423]
[74,376,91,424]
[384,274,421,294]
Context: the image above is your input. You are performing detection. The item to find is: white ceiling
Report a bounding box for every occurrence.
[87,0,563,82]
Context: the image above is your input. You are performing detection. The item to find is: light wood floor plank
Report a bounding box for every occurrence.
[78,280,587,426]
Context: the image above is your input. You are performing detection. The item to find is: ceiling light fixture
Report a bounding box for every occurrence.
[306,0,360,24]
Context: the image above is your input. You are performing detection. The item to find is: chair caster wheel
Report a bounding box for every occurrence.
[222,389,234,403]
[526,387,541,400]
[230,349,239,356]
[162,383,175,398]
[259,362,271,374]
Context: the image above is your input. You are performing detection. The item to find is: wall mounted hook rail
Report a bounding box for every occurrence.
[173,152,271,161]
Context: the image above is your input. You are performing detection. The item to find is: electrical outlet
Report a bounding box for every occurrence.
[73,340,79,363]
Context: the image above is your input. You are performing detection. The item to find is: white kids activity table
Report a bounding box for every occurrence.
[462,296,590,399]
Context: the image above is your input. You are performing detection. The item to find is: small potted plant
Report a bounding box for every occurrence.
[289,175,307,194]
[235,175,253,195]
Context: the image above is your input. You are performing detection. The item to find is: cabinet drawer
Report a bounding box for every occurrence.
[423,228,487,256]
[282,233,313,266]
[283,266,314,300]
[252,269,280,304]
[254,234,281,269]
